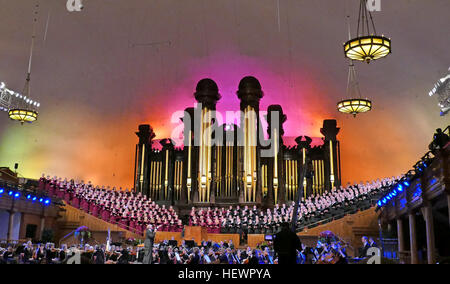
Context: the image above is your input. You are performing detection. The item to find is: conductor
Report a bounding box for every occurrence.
[143,225,157,264]
[273,222,302,264]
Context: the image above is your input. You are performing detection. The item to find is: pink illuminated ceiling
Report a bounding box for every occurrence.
[0,0,448,189]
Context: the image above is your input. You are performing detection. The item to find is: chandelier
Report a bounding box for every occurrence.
[344,0,391,63]
[337,62,372,117]
[8,3,40,124]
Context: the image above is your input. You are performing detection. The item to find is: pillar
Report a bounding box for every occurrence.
[134,124,155,195]
[409,213,419,264]
[397,218,404,253]
[39,216,46,240]
[320,120,341,190]
[267,105,287,206]
[194,78,220,203]
[237,76,263,204]
[7,211,14,242]
[423,205,436,264]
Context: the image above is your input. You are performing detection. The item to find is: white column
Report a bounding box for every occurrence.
[409,213,419,264]
[423,206,436,264]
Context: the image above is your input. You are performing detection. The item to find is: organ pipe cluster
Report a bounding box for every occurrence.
[133,77,342,208]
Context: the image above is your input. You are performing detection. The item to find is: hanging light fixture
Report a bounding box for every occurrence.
[337,61,372,117]
[344,0,391,63]
[8,3,40,124]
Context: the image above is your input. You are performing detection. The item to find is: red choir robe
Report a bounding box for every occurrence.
[71,196,80,208]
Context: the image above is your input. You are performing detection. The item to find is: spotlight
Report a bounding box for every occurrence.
[14,192,20,198]
[377,201,382,207]
[392,190,397,196]
[403,181,409,187]
[398,184,403,192]
[0,188,4,194]
[382,198,387,204]
[32,196,37,202]
[44,199,50,205]
[8,190,14,196]
[27,194,32,199]
[39,198,44,203]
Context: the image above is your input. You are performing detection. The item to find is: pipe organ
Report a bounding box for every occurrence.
[134,77,342,209]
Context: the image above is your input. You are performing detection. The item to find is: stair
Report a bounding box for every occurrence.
[56,202,143,245]
[298,207,380,257]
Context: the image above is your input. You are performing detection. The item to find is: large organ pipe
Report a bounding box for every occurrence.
[140,144,145,191]
[187,130,192,202]
[302,148,307,199]
[206,110,212,203]
[293,160,297,200]
[165,150,169,200]
[320,160,325,194]
[251,108,256,202]
[150,161,155,199]
[329,140,335,188]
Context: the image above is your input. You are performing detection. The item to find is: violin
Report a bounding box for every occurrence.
[316,250,340,264]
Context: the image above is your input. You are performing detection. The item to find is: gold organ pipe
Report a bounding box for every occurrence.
[285,160,288,200]
[312,160,316,196]
[154,161,159,200]
[150,161,155,198]
[252,107,256,202]
[180,162,184,200]
[198,110,203,202]
[207,110,212,202]
[329,140,335,188]
[315,160,319,196]
[187,130,192,202]
[140,144,145,191]
[273,128,278,204]
[228,144,231,197]
[302,148,306,199]
[321,160,325,194]
[294,160,297,200]
[165,150,169,199]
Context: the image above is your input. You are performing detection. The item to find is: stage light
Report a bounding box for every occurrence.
[14,192,20,198]
[8,190,13,196]
[39,198,44,203]
[386,195,391,200]
[377,201,382,207]
[32,196,37,202]
[27,194,32,199]
[403,181,409,187]
[398,184,403,192]
[0,188,4,194]
[44,199,50,205]
[382,198,387,204]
